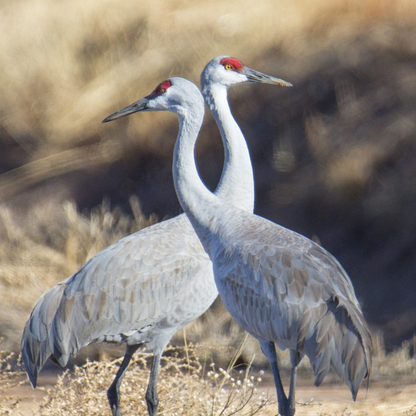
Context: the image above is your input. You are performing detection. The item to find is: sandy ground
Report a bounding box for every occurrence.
[2,372,416,415]
[280,383,416,416]
[1,373,58,416]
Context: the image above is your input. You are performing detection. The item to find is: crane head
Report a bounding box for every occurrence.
[102,77,204,123]
[200,55,292,90]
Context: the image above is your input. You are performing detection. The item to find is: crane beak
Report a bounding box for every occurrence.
[102,97,150,123]
[243,67,292,87]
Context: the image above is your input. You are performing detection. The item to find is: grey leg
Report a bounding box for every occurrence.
[145,352,161,416]
[259,340,295,416]
[107,344,140,416]
[287,350,302,414]
[287,365,298,414]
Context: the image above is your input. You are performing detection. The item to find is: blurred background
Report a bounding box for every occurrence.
[0,0,415,362]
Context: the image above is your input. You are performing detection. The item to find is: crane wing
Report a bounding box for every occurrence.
[21,214,216,387]
[213,215,372,399]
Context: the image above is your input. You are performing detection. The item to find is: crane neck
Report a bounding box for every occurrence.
[173,107,227,253]
[202,83,255,213]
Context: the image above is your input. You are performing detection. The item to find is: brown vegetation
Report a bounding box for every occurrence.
[1,0,416,413]
[0,0,415,350]
[2,339,416,415]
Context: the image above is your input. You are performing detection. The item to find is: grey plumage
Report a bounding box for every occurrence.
[213,216,372,400]
[21,216,215,387]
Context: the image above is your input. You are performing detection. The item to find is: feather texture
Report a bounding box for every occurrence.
[207,211,372,400]
[21,214,216,387]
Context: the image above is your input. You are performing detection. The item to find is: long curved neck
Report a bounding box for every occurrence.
[173,109,224,247]
[202,83,255,213]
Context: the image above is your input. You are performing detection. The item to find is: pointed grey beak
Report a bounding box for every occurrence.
[102,97,150,123]
[243,67,292,87]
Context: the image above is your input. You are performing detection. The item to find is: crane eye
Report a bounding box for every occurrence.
[225,64,233,70]
[159,88,166,94]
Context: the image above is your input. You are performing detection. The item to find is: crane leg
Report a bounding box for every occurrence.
[259,340,295,416]
[287,350,302,415]
[145,352,161,416]
[287,365,298,414]
[107,344,140,416]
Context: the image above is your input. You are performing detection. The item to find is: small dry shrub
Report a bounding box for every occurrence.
[371,332,416,384]
[39,344,274,416]
[3,337,416,415]
[0,351,21,391]
[0,343,26,415]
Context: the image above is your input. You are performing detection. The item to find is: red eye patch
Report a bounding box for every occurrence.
[220,57,244,72]
[148,80,172,98]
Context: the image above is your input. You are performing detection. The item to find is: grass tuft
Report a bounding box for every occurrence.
[35,344,273,416]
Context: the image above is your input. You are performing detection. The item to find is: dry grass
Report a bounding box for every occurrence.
[1,338,416,416]
[38,346,271,416]
[0,0,415,354]
[1,342,275,416]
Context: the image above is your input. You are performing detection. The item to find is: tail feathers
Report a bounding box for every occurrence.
[341,299,373,378]
[21,283,70,387]
[304,298,372,400]
[21,328,41,388]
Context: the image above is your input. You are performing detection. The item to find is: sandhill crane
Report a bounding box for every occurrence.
[124,76,373,416]
[21,57,290,416]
